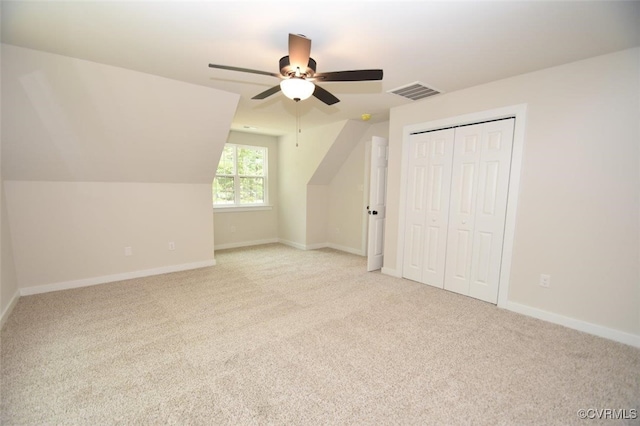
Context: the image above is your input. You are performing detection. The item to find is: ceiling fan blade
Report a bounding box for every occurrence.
[288,34,311,72]
[313,85,340,105]
[313,69,383,82]
[208,63,280,78]
[252,85,282,100]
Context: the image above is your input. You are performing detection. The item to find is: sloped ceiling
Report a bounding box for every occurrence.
[2,44,239,183]
[308,120,368,185]
[2,1,639,136]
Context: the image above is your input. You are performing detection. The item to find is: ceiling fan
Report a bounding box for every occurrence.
[208,33,383,105]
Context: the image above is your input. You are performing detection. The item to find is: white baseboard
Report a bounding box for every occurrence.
[215,238,278,250]
[0,289,20,330]
[19,259,216,296]
[244,239,364,257]
[279,239,329,251]
[326,243,365,256]
[505,301,640,349]
[305,242,329,250]
[278,239,307,251]
[381,267,402,278]
[281,241,364,256]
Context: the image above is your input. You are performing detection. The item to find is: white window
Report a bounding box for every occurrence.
[213,144,268,207]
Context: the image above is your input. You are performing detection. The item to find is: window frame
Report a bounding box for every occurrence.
[213,143,269,210]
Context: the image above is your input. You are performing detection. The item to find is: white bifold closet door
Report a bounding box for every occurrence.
[403,118,515,304]
[402,128,455,287]
[444,119,514,303]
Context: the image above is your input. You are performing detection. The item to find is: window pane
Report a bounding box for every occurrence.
[239,177,264,204]
[213,176,235,204]
[216,146,235,175]
[237,147,264,176]
[212,144,268,208]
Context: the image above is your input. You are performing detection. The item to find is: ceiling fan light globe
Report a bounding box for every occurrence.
[280,77,315,101]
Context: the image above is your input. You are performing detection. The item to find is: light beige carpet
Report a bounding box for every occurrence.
[1,244,639,425]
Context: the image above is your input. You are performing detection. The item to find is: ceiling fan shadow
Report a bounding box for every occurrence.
[207,76,274,86]
[320,81,384,95]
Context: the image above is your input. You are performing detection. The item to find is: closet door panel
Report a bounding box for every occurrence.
[402,129,454,287]
[402,135,429,282]
[444,124,482,296]
[469,119,515,303]
[421,129,454,287]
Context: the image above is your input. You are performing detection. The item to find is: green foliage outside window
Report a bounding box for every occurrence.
[216,146,235,175]
[213,144,267,206]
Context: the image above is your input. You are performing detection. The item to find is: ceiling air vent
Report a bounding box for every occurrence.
[388,81,441,101]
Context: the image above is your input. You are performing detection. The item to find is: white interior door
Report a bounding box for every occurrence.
[367,136,388,271]
[444,119,515,303]
[402,128,454,287]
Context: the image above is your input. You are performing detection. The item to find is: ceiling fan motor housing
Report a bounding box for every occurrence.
[280,56,317,78]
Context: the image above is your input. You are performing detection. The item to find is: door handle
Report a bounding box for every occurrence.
[371,210,378,215]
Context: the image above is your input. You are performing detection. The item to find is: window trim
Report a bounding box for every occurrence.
[213,205,273,213]
[213,143,269,209]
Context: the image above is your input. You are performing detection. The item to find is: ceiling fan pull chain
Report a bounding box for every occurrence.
[296,101,300,148]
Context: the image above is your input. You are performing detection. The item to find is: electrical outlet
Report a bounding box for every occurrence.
[124,246,132,256]
[539,274,551,288]
[168,242,175,251]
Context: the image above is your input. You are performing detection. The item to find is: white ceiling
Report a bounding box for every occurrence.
[2,1,639,136]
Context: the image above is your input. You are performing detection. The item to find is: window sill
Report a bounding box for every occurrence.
[213,205,273,213]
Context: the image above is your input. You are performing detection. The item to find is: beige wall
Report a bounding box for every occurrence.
[4,181,214,291]
[326,143,365,253]
[304,120,369,248]
[1,44,238,184]
[1,45,236,296]
[278,119,389,253]
[308,121,368,185]
[306,185,329,247]
[1,185,19,322]
[386,48,640,336]
[0,37,20,325]
[327,122,390,255]
[278,120,347,247]
[1,41,20,321]
[213,131,279,249]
